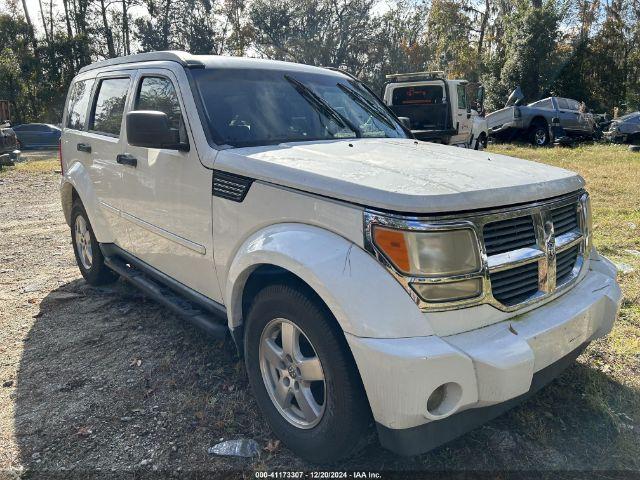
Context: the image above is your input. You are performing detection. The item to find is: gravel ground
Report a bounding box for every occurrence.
[0,151,638,477]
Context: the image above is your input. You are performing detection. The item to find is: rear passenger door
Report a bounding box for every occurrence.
[118,69,217,299]
[555,98,580,133]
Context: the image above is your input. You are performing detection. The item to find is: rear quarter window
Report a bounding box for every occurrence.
[66,80,94,130]
[90,78,130,136]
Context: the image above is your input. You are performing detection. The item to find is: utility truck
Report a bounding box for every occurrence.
[382,71,488,149]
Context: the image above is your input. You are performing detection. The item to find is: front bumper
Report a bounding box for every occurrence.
[346,253,621,455]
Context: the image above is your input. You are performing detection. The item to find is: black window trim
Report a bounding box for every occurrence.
[132,72,191,148]
[88,74,132,138]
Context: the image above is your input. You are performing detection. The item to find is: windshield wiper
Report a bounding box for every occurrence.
[284,75,361,138]
[337,83,397,130]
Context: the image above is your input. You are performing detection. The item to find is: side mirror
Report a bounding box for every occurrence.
[126,110,189,151]
[398,116,411,129]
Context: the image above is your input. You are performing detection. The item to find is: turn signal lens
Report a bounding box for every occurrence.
[373,226,410,272]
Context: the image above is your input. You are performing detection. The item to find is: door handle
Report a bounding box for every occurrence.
[116,153,137,167]
[77,143,92,153]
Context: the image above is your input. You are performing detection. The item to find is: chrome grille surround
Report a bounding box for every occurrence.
[363,191,591,312]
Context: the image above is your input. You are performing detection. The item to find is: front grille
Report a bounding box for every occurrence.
[483,215,537,256]
[551,203,579,237]
[556,245,580,285]
[490,262,540,306]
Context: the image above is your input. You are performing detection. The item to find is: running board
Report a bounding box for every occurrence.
[104,255,228,339]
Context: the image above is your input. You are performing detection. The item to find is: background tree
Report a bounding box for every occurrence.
[2,0,640,124]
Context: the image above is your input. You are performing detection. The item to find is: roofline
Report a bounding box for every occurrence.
[78,50,204,74]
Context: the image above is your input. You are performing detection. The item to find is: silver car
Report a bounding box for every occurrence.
[605,112,640,144]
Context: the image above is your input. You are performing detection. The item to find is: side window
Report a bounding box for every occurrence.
[556,98,569,110]
[135,76,187,143]
[456,84,467,110]
[66,80,94,130]
[90,78,130,136]
[566,99,578,110]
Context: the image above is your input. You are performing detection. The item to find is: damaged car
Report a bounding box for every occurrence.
[486,88,596,145]
[605,112,640,144]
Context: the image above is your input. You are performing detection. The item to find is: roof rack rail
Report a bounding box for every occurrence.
[78,50,205,74]
[385,71,446,82]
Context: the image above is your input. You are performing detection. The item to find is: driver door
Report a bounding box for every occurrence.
[118,68,219,300]
[452,83,472,146]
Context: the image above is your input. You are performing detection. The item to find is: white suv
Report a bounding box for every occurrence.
[60,51,621,462]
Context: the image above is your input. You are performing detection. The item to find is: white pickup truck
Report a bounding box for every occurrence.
[382,71,488,149]
[59,51,621,462]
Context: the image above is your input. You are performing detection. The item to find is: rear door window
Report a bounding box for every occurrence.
[134,76,188,144]
[90,78,130,136]
[66,80,94,130]
[556,98,570,110]
[391,85,444,105]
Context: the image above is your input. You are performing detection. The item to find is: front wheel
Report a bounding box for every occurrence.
[244,283,370,463]
[475,133,487,150]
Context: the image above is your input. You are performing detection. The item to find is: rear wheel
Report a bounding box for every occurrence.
[529,121,550,146]
[244,282,370,463]
[71,200,118,286]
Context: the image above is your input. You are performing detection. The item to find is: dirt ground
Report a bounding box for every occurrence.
[0,148,639,477]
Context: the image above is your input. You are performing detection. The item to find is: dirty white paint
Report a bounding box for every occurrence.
[217,138,585,213]
[348,254,621,429]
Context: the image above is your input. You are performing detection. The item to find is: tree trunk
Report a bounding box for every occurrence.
[38,0,51,43]
[20,0,39,53]
[477,0,490,57]
[99,0,117,57]
[122,0,130,55]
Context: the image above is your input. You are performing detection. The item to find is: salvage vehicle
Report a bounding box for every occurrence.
[605,112,640,144]
[12,123,62,149]
[382,71,488,149]
[487,89,596,145]
[0,121,21,166]
[59,51,621,462]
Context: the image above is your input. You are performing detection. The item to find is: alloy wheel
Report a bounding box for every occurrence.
[74,214,93,270]
[259,318,326,429]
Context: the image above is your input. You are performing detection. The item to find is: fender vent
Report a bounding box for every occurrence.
[212,171,254,202]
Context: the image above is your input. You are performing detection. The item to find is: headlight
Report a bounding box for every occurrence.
[372,226,481,276]
[372,226,482,303]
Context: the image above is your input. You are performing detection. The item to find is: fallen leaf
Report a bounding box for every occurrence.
[76,426,92,437]
[264,439,280,453]
[508,324,518,335]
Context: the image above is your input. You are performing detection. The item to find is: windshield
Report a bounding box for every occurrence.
[192,68,408,147]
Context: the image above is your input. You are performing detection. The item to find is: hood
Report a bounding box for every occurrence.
[216,138,585,214]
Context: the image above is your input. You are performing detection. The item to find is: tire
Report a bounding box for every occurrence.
[629,133,640,146]
[475,133,487,150]
[244,282,371,463]
[529,121,550,146]
[70,200,118,286]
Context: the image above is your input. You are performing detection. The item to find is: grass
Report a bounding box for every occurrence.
[3,144,639,469]
[488,143,640,459]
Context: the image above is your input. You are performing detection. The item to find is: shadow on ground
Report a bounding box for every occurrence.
[13,279,640,473]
